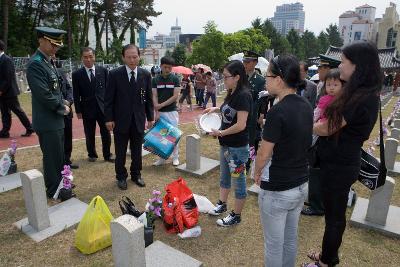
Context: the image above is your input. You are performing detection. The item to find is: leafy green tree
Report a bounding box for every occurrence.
[326,23,343,47]
[171,43,187,66]
[287,29,305,59]
[318,31,330,54]
[301,30,320,59]
[223,31,252,58]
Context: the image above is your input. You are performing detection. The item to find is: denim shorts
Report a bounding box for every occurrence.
[219,145,249,199]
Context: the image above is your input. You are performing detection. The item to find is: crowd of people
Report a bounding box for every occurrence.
[0,26,384,267]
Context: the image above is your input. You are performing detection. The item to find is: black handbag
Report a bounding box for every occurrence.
[359,99,387,190]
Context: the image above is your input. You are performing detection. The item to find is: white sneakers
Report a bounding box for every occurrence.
[152,158,180,166]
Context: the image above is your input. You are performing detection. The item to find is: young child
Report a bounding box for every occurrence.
[312,69,343,145]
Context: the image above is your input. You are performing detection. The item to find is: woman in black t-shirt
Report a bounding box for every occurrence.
[254,55,312,267]
[303,42,382,267]
[204,60,252,227]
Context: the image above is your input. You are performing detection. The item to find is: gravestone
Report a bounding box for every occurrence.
[350,177,400,238]
[111,215,203,267]
[111,215,145,267]
[0,172,22,193]
[391,128,400,140]
[176,134,219,177]
[394,119,400,129]
[14,169,88,242]
[384,138,400,174]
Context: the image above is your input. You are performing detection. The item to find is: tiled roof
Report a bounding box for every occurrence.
[325,45,400,70]
[339,11,361,19]
[356,4,375,9]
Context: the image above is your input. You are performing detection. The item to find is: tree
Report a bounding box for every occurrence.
[287,29,305,59]
[240,28,270,56]
[301,30,320,59]
[251,17,262,30]
[223,31,252,58]
[318,31,330,54]
[326,24,343,47]
[189,21,225,70]
[1,0,10,51]
[171,43,187,66]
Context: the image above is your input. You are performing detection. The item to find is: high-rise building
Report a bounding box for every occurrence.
[338,4,376,46]
[271,2,305,35]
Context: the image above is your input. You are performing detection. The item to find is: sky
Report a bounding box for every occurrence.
[147,0,395,37]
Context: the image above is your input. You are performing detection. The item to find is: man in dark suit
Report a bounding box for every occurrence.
[0,40,34,138]
[72,47,113,163]
[105,44,154,190]
[54,59,78,169]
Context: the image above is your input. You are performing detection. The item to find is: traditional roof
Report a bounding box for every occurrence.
[324,45,400,71]
[356,4,375,9]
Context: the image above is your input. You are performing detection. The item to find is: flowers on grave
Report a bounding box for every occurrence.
[61,165,73,189]
[146,190,162,227]
[7,140,17,161]
[53,165,74,200]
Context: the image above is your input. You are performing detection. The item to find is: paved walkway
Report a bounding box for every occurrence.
[0,105,205,150]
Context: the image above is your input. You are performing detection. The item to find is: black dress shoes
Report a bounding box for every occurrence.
[117,180,128,190]
[88,157,97,162]
[70,164,79,169]
[21,129,34,137]
[105,154,115,163]
[131,175,146,187]
[301,206,324,216]
[0,131,10,138]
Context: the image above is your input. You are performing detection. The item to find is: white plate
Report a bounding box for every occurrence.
[199,113,221,133]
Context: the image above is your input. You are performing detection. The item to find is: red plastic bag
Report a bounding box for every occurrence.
[162,195,184,233]
[163,177,199,230]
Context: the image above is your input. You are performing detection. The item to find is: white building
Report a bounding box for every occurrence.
[271,2,305,35]
[339,4,376,45]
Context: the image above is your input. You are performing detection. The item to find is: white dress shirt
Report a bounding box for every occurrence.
[84,66,95,81]
[125,65,138,82]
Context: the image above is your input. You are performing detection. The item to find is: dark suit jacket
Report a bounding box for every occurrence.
[0,53,20,98]
[303,79,317,109]
[72,65,108,119]
[57,67,74,119]
[105,66,154,134]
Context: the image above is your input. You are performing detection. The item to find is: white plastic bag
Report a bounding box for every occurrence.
[178,226,201,239]
[193,194,215,213]
[0,153,11,176]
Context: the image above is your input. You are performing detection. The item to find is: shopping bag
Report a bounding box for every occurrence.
[75,196,113,254]
[162,195,184,234]
[143,117,182,159]
[164,177,198,229]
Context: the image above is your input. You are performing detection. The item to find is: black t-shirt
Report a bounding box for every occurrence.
[260,94,313,191]
[318,93,379,165]
[218,89,252,147]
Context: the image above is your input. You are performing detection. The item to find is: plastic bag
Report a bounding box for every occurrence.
[178,226,201,239]
[162,196,184,233]
[193,194,215,213]
[164,177,198,229]
[75,196,113,254]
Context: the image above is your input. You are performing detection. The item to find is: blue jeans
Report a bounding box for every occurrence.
[258,182,308,267]
[203,92,216,108]
[220,145,249,199]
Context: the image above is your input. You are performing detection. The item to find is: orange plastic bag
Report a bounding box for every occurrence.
[163,177,198,230]
[162,195,184,233]
[75,196,114,254]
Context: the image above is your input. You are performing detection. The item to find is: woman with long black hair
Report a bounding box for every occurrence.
[304,42,382,267]
[205,60,252,227]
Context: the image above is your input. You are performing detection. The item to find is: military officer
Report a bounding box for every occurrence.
[242,50,266,170]
[26,27,70,198]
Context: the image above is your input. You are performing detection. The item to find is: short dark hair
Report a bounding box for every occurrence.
[299,61,309,71]
[270,54,301,89]
[122,44,140,57]
[160,56,175,66]
[0,40,5,51]
[81,47,95,56]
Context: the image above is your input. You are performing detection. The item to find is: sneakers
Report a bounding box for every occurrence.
[172,158,180,166]
[216,210,241,227]
[153,158,167,166]
[208,200,227,216]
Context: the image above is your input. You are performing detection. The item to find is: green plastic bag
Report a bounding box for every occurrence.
[75,196,114,254]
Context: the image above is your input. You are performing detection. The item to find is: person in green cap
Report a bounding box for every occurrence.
[26,26,70,198]
[242,50,265,171]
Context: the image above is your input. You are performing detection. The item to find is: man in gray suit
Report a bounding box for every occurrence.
[299,61,317,108]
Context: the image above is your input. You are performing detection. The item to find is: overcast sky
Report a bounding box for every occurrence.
[147,0,395,37]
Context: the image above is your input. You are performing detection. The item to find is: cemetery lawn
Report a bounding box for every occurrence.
[0,97,399,267]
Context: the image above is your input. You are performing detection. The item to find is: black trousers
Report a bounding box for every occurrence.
[82,105,111,159]
[64,116,73,164]
[114,122,144,181]
[320,163,359,266]
[0,96,33,133]
[37,129,64,198]
[307,168,325,213]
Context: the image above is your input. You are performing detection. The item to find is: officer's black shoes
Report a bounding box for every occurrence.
[104,154,115,163]
[88,157,97,162]
[70,164,79,169]
[131,175,146,187]
[301,206,324,216]
[21,129,34,137]
[117,180,128,190]
[0,131,10,138]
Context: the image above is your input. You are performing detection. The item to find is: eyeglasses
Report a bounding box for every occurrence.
[223,75,234,80]
[265,75,277,78]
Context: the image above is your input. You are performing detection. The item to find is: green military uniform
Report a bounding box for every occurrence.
[243,50,266,147]
[26,27,66,198]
